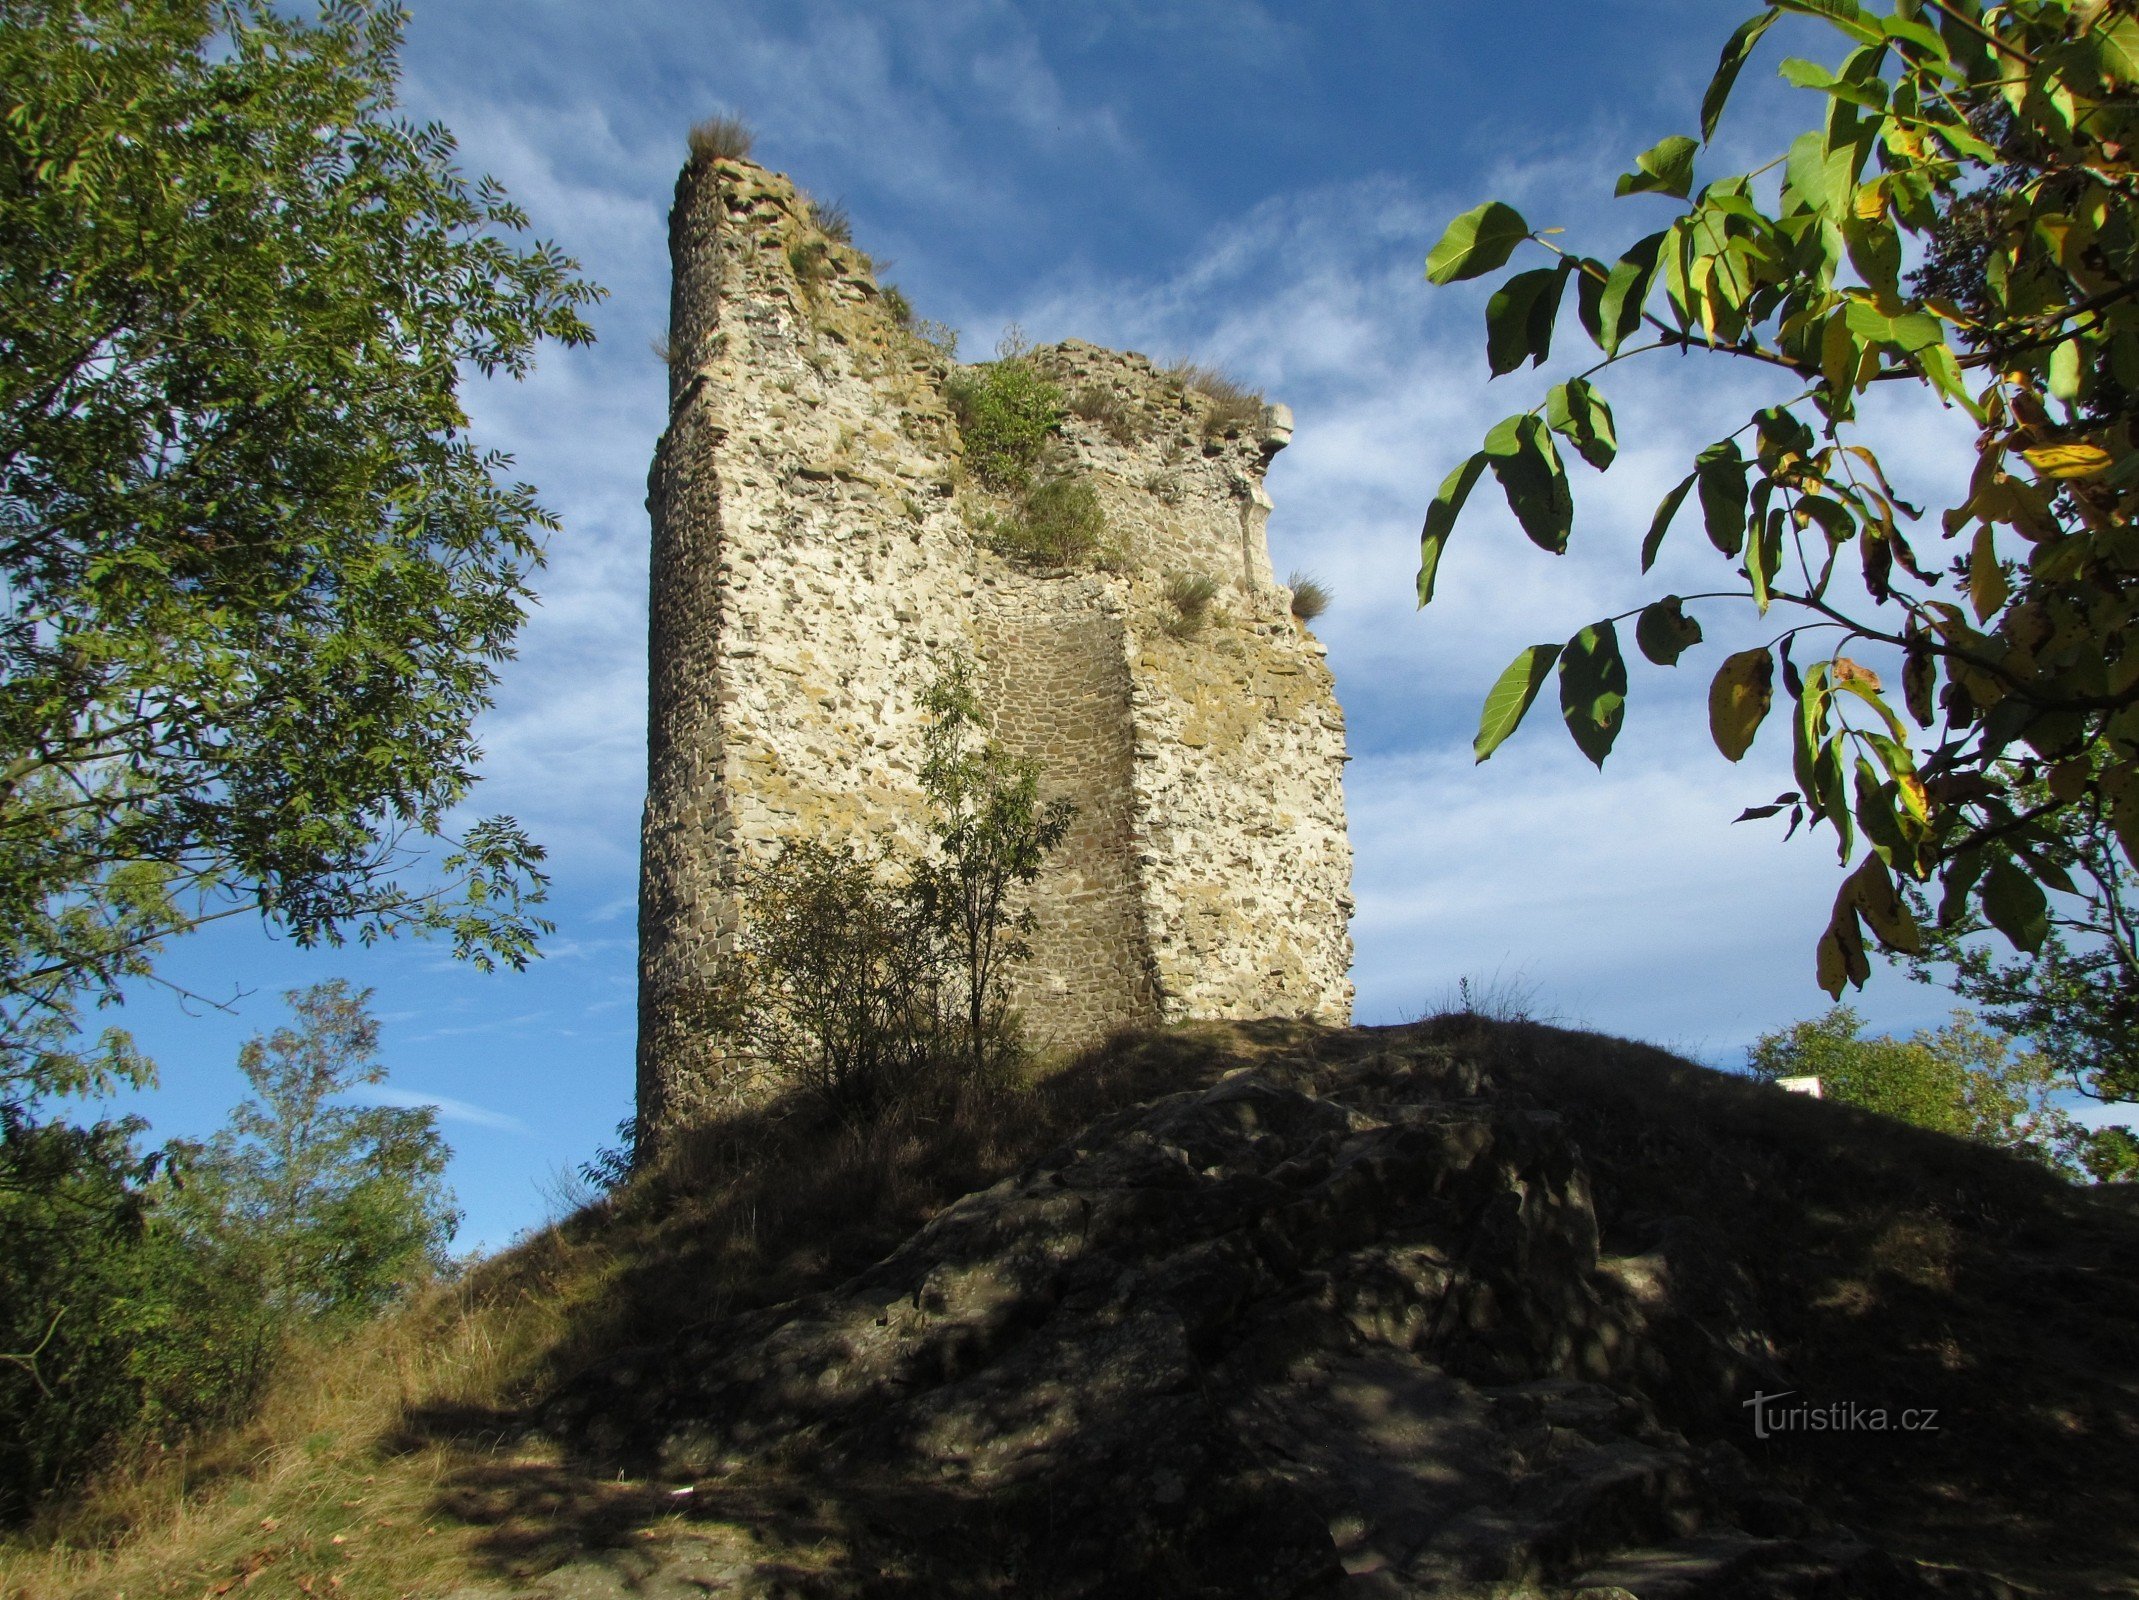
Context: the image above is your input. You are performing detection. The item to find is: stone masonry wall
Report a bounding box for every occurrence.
[637,154,1353,1141]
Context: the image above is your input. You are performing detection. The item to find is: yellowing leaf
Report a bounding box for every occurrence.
[1831,656,1882,691]
[1708,648,1774,762]
[2021,441,2113,478]
[1968,524,2009,621]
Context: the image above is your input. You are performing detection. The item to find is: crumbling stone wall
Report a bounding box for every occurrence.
[637,154,1353,1140]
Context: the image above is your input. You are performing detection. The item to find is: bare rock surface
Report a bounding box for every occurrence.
[537,1049,2021,1598]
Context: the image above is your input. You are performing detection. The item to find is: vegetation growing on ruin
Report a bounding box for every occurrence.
[704,659,1074,1122]
[685,112,753,164]
[1167,362,1269,441]
[982,474,1108,569]
[946,350,1065,491]
[1288,571,1331,622]
[1069,382,1140,445]
[1162,573,1223,639]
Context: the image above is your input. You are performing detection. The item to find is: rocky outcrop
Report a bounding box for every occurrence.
[637,154,1353,1140]
[548,1043,2016,1599]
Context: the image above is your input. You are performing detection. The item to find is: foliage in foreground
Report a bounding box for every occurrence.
[0,985,455,1520]
[1419,0,2139,1021]
[0,0,600,1111]
[1896,752,2137,1107]
[1751,1003,2135,1179]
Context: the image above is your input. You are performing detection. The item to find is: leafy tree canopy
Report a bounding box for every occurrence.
[0,0,602,1105]
[1751,1004,2134,1178]
[174,979,458,1318]
[1420,0,2138,1013]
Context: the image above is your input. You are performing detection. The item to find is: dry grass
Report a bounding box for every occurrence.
[1161,572,1222,638]
[0,1030,1254,1599]
[686,113,753,164]
[1069,384,1138,446]
[1286,570,1330,622]
[802,193,852,245]
[1168,362,1268,440]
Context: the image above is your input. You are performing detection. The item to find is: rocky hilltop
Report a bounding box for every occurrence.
[17,1019,2137,1600]
[497,1020,2135,1599]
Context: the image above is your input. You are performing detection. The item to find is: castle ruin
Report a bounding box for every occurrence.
[636,154,1354,1140]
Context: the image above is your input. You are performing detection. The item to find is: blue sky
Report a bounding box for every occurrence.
[94,0,2117,1250]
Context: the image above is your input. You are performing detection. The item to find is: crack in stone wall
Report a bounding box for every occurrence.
[638,155,1353,1141]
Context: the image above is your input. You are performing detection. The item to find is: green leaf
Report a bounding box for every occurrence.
[1774,0,1885,47]
[1844,296,1940,352]
[1485,266,1567,376]
[1474,643,1563,762]
[1595,231,1665,356]
[1615,134,1700,199]
[1558,621,1629,767]
[1902,647,1936,727]
[1642,474,1696,572]
[1419,452,1487,606]
[1695,439,1748,556]
[1703,11,1778,140]
[2048,337,2082,403]
[1783,129,1852,217]
[1635,595,1703,665]
[1427,201,1533,285]
[1841,214,1902,298]
[1482,414,1574,554]
[1545,378,1617,470]
[1980,857,2050,954]
[1709,647,1774,761]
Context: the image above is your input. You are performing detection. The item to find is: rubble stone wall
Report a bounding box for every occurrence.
[637,155,1353,1139]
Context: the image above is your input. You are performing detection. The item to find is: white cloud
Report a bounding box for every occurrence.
[347,1085,532,1135]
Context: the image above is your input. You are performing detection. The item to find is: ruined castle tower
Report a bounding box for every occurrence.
[637,153,1354,1139]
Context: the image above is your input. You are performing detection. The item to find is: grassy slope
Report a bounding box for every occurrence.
[3,1018,2134,1599]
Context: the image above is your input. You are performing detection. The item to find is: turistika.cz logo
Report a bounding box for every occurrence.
[1742,1390,1940,1440]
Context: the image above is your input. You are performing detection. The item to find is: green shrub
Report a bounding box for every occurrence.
[729,841,944,1122]
[687,113,753,163]
[1162,572,1222,638]
[1287,571,1331,621]
[987,475,1106,568]
[0,983,458,1522]
[720,660,1075,1119]
[947,358,1064,491]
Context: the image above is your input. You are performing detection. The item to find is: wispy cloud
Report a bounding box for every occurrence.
[346,1085,532,1135]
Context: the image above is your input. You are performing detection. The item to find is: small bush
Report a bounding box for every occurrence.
[988,475,1106,568]
[947,358,1065,491]
[1162,572,1222,638]
[1070,384,1138,445]
[881,284,913,326]
[730,841,944,1123]
[1170,362,1268,440]
[1287,571,1331,621]
[687,113,754,164]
